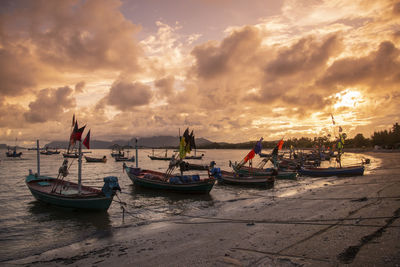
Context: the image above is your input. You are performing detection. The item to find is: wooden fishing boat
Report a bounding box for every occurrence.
[114,155,135,162]
[124,164,215,194]
[232,165,297,180]
[85,156,107,163]
[298,165,365,177]
[40,149,60,155]
[181,161,210,171]
[148,155,171,160]
[6,150,22,157]
[184,155,203,160]
[210,168,275,188]
[25,120,121,211]
[148,149,172,160]
[6,147,22,158]
[26,173,120,211]
[63,152,79,158]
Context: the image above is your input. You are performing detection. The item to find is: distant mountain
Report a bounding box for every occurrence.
[45,136,214,149]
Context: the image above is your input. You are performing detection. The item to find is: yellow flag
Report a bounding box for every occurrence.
[179,137,186,159]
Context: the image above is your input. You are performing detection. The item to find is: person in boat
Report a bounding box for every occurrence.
[59,159,69,177]
[336,133,346,168]
[169,154,178,168]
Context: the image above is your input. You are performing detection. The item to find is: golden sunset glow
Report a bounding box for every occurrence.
[333,90,363,109]
[0,0,399,145]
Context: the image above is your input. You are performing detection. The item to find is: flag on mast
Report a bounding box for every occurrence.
[69,121,86,146]
[83,130,90,149]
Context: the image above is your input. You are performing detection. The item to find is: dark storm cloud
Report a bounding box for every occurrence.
[24,86,76,123]
[106,80,153,111]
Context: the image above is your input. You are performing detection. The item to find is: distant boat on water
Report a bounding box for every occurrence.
[5,147,22,158]
[148,149,172,160]
[40,147,60,155]
[85,155,107,163]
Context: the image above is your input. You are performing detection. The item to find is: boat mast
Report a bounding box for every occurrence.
[36,140,40,176]
[78,140,82,194]
[135,138,138,168]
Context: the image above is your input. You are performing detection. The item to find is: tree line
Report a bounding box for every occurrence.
[200,122,400,150]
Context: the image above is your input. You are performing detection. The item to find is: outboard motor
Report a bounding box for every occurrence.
[102,176,121,197]
[210,167,222,180]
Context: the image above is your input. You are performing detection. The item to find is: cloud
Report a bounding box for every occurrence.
[74,81,85,93]
[106,80,153,111]
[0,97,27,128]
[154,75,175,98]
[265,34,341,77]
[24,86,76,123]
[318,41,400,91]
[0,48,45,96]
[0,0,143,97]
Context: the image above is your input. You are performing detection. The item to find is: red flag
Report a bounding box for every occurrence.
[69,122,86,145]
[277,139,284,150]
[83,130,90,149]
[243,149,255,163]
[74,125,86,141]
[69,122,79,146]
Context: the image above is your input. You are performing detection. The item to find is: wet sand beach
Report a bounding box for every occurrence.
[6,152,400,266]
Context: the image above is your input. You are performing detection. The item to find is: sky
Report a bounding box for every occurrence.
[0,0,399,146]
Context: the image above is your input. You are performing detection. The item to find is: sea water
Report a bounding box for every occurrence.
[0,148,378,262]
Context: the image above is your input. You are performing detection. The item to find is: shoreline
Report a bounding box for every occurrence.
[6,152,400,266]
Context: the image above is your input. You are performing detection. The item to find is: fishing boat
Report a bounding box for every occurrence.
[124,164,215,194]
[85,156,107,163]
[125,128,215,194]
[184,149,204,160]
[298,165,365,177]
[148,149,172,160]
[115,155,135,162]
[25,119,121,211]
[26,172,120,211]
[297,124,365,177]
[179,161,210,171]
[110,145,125,158]
[5,147,22,158]
[231,163,297,180]
[210,168,275,188]
[232,139,298,180]
[63,152,79,158]
[40,148,60,155]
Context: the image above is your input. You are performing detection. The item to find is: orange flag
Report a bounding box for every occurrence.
[277,139,284,150]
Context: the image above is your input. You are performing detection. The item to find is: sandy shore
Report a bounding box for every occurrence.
[7,152,400,266]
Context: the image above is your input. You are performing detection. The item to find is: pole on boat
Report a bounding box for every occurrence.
[135,138,138,168]
[36,140,40,176]
[78,140,82,194]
